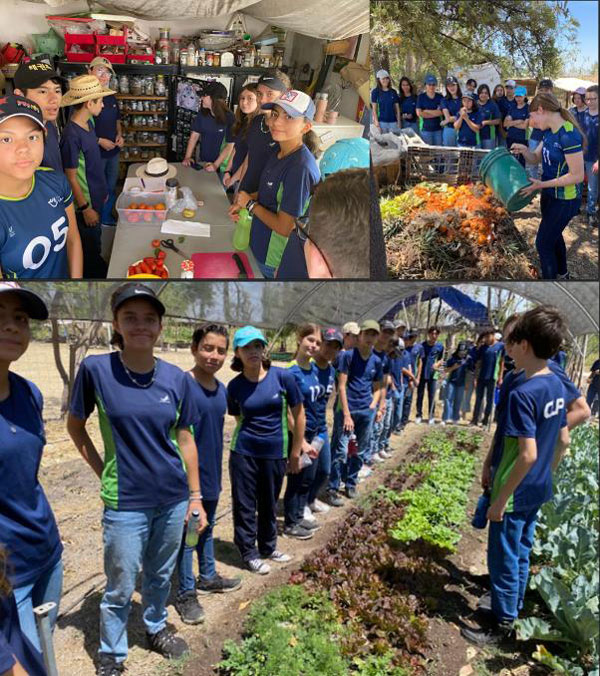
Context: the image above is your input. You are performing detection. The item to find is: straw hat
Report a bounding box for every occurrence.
[60,75,116,106]
[136,157,177,180]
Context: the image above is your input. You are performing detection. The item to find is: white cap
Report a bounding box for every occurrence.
[342,321,360,335]
[376,69,390,80]
[494,332,503,341]
[505,79,516,88]
[397,338,405,349]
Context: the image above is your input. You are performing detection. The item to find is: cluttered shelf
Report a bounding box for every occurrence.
[123,142,167,147]
[116,94,168,100]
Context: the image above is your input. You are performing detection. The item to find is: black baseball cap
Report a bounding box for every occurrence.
[405,330,418,338]
[539,78,553,89]
[14,59,65,91]
[111,283,165,317]
[203,81,228,100]
[322,327,343,345]
[380,320,395,332]
[462,91,478,102]
[0,95,46,131]
[445,75,459,85]
[0,282,48,320]
[257,74,288,92]
[457,341,468,352]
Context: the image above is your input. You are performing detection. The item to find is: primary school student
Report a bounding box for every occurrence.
[60,75,114,279]
[503,85,529,167]
[442,341,470,424]
[227,326,304,575]
[581,85,598,227]
[416,74,444,146]
[222,83,259,190]
[174,324,242,626]
[399,76,418,133]
[511,92,586,279]
[0,95,82,279]
[477,84,501,150]
[454,92,482,148]
[371,69,401,133]
[0,283,63,654]
[415,326,444,424]
[441,76,462,147]
[67,284,206,674]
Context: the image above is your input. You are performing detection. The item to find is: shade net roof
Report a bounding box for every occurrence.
[17,282,599,337]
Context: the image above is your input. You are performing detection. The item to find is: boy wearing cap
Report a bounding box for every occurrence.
[13,59,65,173]
[371,70,401,134]
[326,320,384,503]
[231,90,320,278]
[400,331,422,428]
[0,95,83,279]
[415,326,445,424]
[342,321,360,350]
[416,75,444,146]
[60,75,115,278]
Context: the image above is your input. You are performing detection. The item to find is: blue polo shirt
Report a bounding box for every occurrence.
[239,114,280,193]
[188,375,227,502]
[581,110,598,163]
[42,121,63,172]
[335,348,384,412]
[192,110,235,163]
[416,92,444,132]
[0,373,62,588]
[276,231,308,280]
[406,343,423,372]
[478,100,501,141]
[288,361,326,439]
[371,87,400,123]
[457,109,482,146]
[70,353,198,510]
[250,144,320,269]
[0,168,73,279]
[492,372,567,513]
[505,101,529,143]
[421,341,444,379]
[477,341,504,381]
[94,94,120,159]
[227,366,302,459]
[389,354,405,389]
[61,119,107,213]
[225,123,249,176]
[400,95,417,126]
[314,362,336,432]
[550,350,567,370]
[446,355,469,386]
[0,595,46,676]
[541,121,583,200]
[569,106,588,128]
[442,96,462,120]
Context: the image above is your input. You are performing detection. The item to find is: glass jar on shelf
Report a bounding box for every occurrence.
[130,76,143,96]
[144,76,155,96]
[155,75,166,96]
[119,74,130,94]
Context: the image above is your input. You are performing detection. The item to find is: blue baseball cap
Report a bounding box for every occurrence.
[514,85,527,97]
[320,137,369,176]
[322,327,343,345]
[262,89,316,120]
[424,74,437,85]
[462,91,478,102]
[233,325,267,350]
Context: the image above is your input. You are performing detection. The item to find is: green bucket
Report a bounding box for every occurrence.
[479,147,534,212]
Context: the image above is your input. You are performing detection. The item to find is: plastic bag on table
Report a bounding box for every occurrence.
[171,186,199,215]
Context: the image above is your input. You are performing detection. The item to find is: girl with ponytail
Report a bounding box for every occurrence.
[510,92,586,280]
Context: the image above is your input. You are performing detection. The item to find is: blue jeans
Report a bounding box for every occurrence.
[442,125,457,147]
[462,371,475,414]
[443,382,465,421]
[101,153,120,225]
[420,129,443,146]
[496,135,507,148]
[401,384,415,426]
[14,559,63,652]
[329,407,375,491]
[481,138,495,150]
[100,500,187,662]
[379,121,400,133]
[402,121,419,134]
[527,139,541,180]
[381,395,395,448]
[488,507,538,622]
[537,192,581,278]
[257,260,276,279]
[308,428,331,505]
[472,378,496,425]
[368,399,393,459]
[392,386,405,431]
[585,160,598,216]
[176,498,218,593]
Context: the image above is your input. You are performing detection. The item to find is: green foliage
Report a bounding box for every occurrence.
[352,652,410,675]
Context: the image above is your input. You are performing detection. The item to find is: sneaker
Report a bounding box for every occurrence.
[303,505,317,524]
[147,627,189,659]
[283,524,314,540]
[477,591,492,612]
[175,590,205,624]
[324,490,344,507]
[96,655,124,676]
[245,558,271,575]
[299,518,320,531]
[378,449,391,459]
[345,486,357,499]
[358,466,372,478]
[309,499,330,513]
[452,419,460,425]
[440,420,446,426]
[268,550,293,563]
[461,620,515,646]
[372,453,385,464]
[197,574,242,595]
[415,417,422,424]
[428,418,436,425]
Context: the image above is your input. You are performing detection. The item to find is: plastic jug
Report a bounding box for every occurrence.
[233,208,252,250]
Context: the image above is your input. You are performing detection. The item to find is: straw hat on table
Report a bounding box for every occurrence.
[60,75,116,106]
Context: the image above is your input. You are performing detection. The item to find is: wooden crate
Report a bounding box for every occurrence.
[405,145,489,185]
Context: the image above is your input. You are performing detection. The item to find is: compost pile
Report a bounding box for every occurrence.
[381,182,537,279]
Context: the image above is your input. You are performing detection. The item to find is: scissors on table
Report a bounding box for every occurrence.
[160,239,190,259]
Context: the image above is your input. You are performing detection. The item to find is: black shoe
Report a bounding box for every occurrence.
[345,486,357,499]
[477,591,492,612]
[324,490,344,507]
[175,590,205,624]
[283,524,314,540]
[197,574,242,595]
[96,655,124,676]
[461,620,514,646]
[147,627,189,659]
[299,518,321,531]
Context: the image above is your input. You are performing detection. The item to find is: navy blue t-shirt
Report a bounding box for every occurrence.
[250,144,320,269]
[188,375,227,502]
[389,354,405,389]
[550,350,567,370]
[227,366,302,459]
[94,94,120,159]
[42,121,63,172]
[541,122,583,200]
[61,119,107,213]
[0,373,62,588]
[505,101,529,143]
[313,361,336,432]
[405,343,423,373]
[478,100,501,141]
[70,353,198,510]
[582,110,598,163]
[335,348,384,412]
[590,359,600,391]
[0,594,46,676]
[0,168,73,279]
[446,355,469,386]
[442,96,462,120]
[276,230,308,280]
[225,123,249,176]
[239,114,280,193]
[416,92,444,132]
[192,109,235,163]
[457,109,482,146]
[371,87,400,123]
[288,361,326,439]
[400,95,417,126]
[477,341,504,381]
[497,96,514,120]
[421,341,444,379]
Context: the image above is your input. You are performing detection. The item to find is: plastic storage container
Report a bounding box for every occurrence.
[116,191,168,224]
[65,32,95,62]
[479,147,534,212]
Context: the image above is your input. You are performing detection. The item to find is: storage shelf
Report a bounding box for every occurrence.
[117,95,168,100]
[57,61,177,75]
[180,66,270,75]
[123,110,168,115]
[124,142,167,147]
[123,126,167,132]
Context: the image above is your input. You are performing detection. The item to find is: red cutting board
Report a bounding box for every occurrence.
[191,252,255,279]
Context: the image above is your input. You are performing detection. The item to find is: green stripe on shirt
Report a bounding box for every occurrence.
[96,393,119,509]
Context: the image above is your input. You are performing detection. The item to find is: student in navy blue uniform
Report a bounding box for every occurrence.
[398,76,418,133]
[550,349,567,370]
[400,330,423,427]
[61,75,114,279]
[88,58,124,229]
[227,326,304,575]
[371,69,401,134]
[582,85,598,227]
[13,59,66,174]
[183,81,234,171]
[391,336,416,433]
[367,321,395,464]
[0,283,62,656]
[231,90,320,278]
[325,320,384,504]
[462,337,482,418]
[497,80,517,147]
[0,96,82,279]
[454,92,482,148]
[442,341,470,424]
[526,79,553,180]
[441,76,462,147]
[462,307,571,645]
[471,330,504,427]
[477,84,501,150]
[415,326,444,424]
[586,358,599,416]
[503,85,529,167]
[174,324,242,626]
[492,84,507,147]
[568,87,588,127]
[511,92,586,279]
[416,74,444,146]
[222,84,259,192]
[67,284,206,674]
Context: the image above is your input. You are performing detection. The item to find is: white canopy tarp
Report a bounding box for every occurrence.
[30,0,369,40]
[553,77,597,92]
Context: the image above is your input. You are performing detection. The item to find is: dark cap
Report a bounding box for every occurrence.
[445,75,458,85]
[462,91,478,102]
[14,59,65,91]
[539,78,553,89]
[203,81,228,100]
[111,283,165,317]
[405,330,418,338]
[457,341,468,352]
[380,320,395,332]
[0,95,46,131]
[257,74,288,92]
[322,327,343,345]
[0,282,48,320]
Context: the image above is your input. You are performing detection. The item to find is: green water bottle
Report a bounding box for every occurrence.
[233,207,252,251]
[185,510,201,547]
